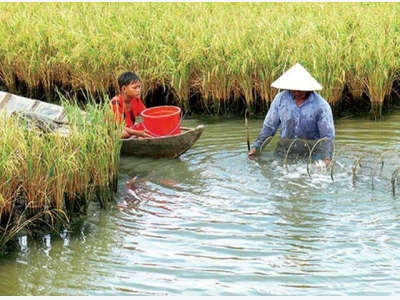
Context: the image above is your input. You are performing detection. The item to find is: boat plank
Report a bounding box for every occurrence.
[0,93,66,123]
[0,94,39,116]
[33,101,66,123]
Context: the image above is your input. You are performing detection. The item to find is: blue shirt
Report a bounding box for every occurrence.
[253,90,335,149]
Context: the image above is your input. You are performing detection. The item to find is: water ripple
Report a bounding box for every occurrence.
[3,115,400,295]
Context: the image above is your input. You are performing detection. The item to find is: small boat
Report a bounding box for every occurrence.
[0,91,204,158]
[120,125,204,158]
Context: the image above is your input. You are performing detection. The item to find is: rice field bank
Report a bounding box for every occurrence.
[1,2,400,119]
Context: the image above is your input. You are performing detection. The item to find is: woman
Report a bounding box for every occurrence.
[247,63,335,166]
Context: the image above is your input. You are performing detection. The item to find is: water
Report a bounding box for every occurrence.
[2,109,400,296]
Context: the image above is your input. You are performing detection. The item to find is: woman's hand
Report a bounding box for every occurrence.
[247,147,257,159]
[322,158,331,167]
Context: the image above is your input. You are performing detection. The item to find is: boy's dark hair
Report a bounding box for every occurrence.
[118,71,141,90]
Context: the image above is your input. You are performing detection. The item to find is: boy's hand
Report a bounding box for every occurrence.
[139,131,152,138]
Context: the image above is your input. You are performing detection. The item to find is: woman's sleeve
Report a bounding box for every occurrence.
[318,100,335,140]
[252,94,281,149]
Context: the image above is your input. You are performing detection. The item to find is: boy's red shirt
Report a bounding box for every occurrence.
[110,94,146,128]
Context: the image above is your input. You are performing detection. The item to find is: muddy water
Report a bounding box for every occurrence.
[1,109,400,296]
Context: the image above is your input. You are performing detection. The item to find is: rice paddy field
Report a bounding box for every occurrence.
[3,3,400,295]
[1,2,400,119]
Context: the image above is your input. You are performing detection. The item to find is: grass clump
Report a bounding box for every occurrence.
[0,96,122,253]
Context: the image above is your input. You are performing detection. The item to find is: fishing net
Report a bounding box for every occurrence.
[258,138,400,194]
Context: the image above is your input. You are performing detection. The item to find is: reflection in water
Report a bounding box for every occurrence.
[2,113,400,295]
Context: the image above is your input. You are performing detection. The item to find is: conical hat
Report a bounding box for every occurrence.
[271,63,323,91]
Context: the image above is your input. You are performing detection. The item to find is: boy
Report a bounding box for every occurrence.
[110,71,152,138]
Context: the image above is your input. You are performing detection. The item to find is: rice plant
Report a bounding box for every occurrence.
[0,94,122,250]
[1,3,400,118]
[0,114,23,226]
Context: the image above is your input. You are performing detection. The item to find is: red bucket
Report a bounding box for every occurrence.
[141,106,181,136]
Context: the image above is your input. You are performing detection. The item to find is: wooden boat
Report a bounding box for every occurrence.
[120,125,204,158]
[0,91,204,158]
